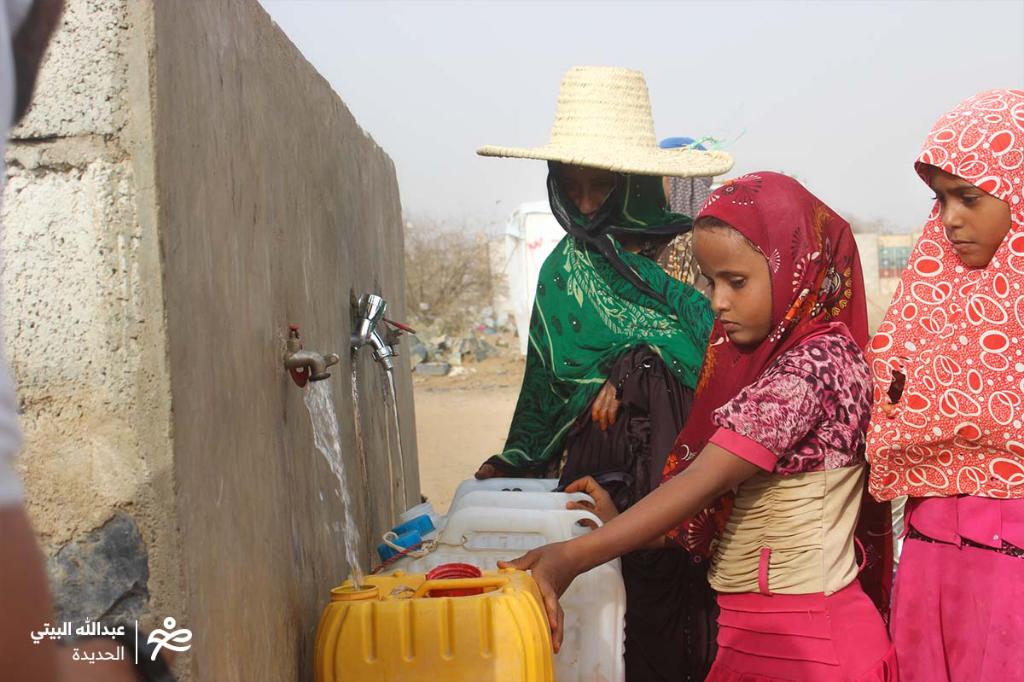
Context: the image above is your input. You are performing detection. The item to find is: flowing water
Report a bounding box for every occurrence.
[352,367,393,515]
[383,368,407,510]
[350,369,371,496]
[303,380,364,589]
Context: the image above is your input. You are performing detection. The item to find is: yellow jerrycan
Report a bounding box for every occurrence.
[314,566,555,682]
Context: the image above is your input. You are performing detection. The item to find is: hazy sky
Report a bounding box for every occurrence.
[260,0,1024,233]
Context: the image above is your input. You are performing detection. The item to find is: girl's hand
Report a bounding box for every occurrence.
[503,444,762,653]
[498,541,583,653]
[590,382,621,431]
[565,476,620,525]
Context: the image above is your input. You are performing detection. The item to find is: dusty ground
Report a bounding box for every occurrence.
[412,353,525,511]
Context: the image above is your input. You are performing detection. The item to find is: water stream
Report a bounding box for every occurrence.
[352,367,394,516]
[303,380,365,589]
[383,368,407,510]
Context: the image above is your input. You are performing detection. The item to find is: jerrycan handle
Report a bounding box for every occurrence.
[412,576,510,598]
[441,507,603,544]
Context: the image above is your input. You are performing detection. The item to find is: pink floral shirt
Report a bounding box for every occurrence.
[707,333,872,475]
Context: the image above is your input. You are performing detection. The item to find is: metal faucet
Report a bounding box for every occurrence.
[284,325,339,387]
[351,294,409,372]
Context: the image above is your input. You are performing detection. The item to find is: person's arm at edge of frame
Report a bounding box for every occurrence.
[0,2,144,681]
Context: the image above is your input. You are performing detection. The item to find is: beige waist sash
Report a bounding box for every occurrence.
[709,464,864,596]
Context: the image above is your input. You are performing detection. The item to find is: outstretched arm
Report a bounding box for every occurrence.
[501,443,759,651]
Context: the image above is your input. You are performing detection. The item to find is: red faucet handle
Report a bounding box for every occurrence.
[290,366,309,388]
[286,324,308,387]
[383,318,416,335]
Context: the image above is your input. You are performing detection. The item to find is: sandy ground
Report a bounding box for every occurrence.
[412,354,525,511]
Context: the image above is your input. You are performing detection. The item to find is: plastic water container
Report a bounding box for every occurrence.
[440,506,597,552]
[376,514,437,562]
[314,568,554,682]
[424,562,487,596]
[376,529,422,562]
[399,501,443,529]
[387,507,626,682]
[448,490,593,517]
[392,508,600,568]
[402,480,573,538]
[392,513,435,538]
[451,477,560,502]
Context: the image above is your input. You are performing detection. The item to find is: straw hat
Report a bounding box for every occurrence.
[478,66,733,178]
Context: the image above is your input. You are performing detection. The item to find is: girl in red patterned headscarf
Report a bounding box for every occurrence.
[867,89,1024,681]
[504,172,897,681]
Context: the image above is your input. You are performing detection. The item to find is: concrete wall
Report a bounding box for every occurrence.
[149,1,418,680]
[3,1,418,680]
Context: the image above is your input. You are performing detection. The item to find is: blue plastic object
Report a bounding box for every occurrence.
[391,513,435,538]
[659,136,707,150]
[377,529,423,562]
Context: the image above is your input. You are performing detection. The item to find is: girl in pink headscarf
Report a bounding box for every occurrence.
[867,89,1024,681]
[504,171,897,681]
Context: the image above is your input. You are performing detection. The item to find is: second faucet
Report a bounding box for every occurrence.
[351,294,400,371]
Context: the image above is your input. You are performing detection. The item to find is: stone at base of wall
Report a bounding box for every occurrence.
[47,512,150,629]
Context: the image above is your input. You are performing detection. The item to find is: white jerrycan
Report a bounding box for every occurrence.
[451,477,560,502]
[448,490,594,517]
[387,506,625,682]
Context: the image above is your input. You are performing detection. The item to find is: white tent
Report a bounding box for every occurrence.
[497,202,565,355]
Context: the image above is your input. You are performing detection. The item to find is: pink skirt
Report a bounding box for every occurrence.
[707,581,897,681]
[890,537,1024,681]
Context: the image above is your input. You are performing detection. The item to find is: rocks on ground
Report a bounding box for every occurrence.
[407,306,518,376]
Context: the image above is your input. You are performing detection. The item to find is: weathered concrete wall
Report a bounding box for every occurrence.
[2,1,418,680]
[2,0,182,643]
[149,1,418,681]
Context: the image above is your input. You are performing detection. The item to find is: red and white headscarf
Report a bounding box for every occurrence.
[867,89,1024,501]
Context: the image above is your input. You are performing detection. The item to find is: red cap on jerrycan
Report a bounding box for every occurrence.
[424,563,484,597]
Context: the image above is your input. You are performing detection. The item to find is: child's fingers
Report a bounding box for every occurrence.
[565,475,599,495]
[593,390,607,430]
[553,601,565,653]
[566,500,598,527]
[592,383,616,430]
[592,384,610,426]
[497,550,536,571]
[602,394,614,430]
[607,398,620,426]
[542,591,564,653]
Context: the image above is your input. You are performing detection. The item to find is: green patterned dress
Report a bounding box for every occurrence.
[492,232,712,473]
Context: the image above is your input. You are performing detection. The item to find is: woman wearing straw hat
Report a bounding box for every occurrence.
[475,65,733,680]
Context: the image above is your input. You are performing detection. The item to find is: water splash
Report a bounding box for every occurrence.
[303,380,364,589]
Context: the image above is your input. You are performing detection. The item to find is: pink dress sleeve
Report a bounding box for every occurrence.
[709,370,822,472]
